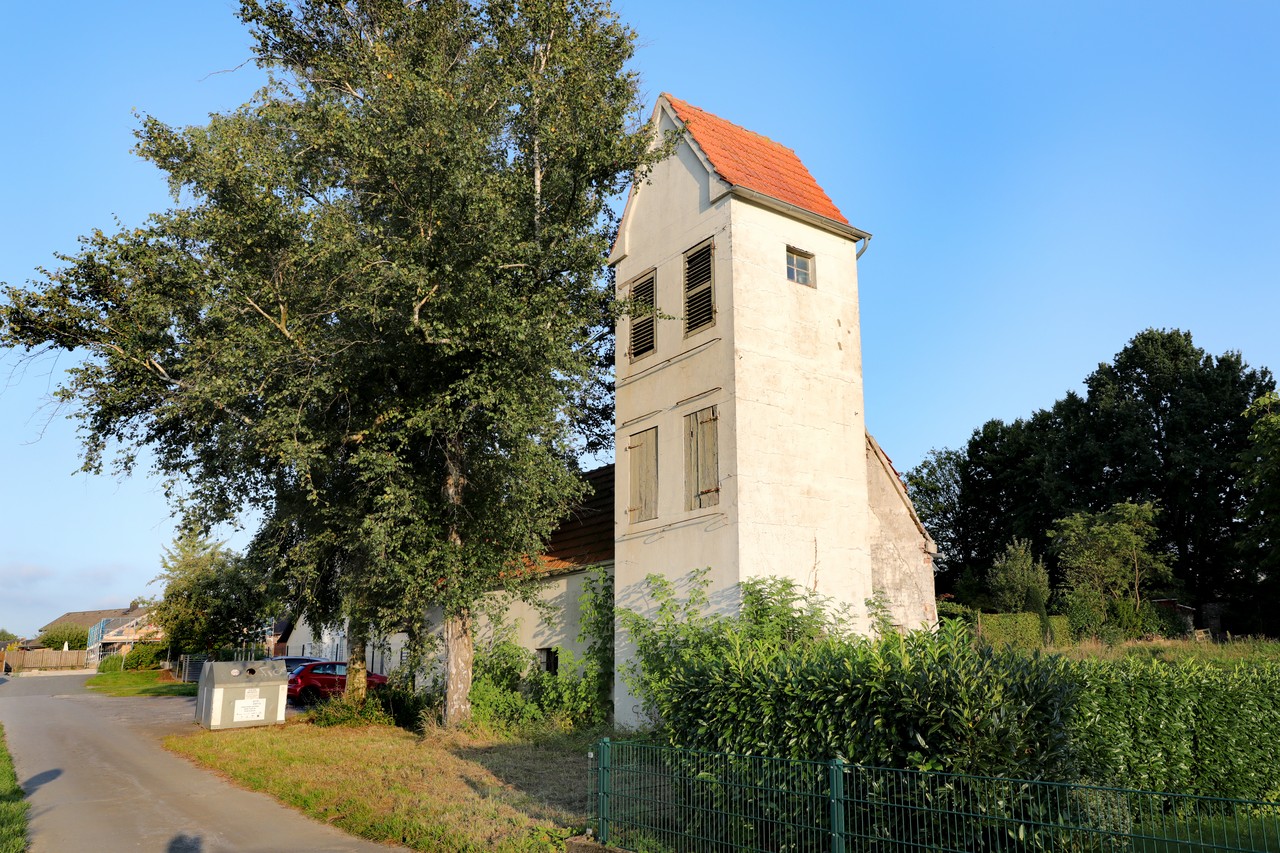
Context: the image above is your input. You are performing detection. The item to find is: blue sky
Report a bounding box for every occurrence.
[2,2,1277,637]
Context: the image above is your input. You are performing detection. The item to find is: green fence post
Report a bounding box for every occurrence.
[829,758,846,853]
[598,738,612,846]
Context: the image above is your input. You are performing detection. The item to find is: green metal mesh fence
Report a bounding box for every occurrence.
[589,739,1280,852]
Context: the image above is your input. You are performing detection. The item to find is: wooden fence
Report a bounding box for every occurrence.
[1,649,88,672]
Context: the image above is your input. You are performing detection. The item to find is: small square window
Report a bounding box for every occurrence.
[787,247,814,286]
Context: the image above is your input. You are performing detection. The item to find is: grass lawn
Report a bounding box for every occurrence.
[86,669,198,698]
[167,720,595,852]
[1057,636,1280,666]
[0,724,27,853]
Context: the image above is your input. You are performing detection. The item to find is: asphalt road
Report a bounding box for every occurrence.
[0,672,406,852]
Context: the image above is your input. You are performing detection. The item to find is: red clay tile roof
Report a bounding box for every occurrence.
[664,94,848,226]
[541,465,614,571]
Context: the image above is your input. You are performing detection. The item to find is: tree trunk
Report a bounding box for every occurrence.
[443,610,473,726]
[442,436,472,726]
[346,621,368,703]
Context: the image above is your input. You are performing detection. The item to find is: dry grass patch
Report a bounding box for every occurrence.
[1058,636,1280,666]
[166,720,593,852]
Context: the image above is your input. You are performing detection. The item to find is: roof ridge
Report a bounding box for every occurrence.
[659,93,849,226]
[661,93,801,156]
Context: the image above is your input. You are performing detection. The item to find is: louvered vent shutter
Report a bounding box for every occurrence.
[684,243,714,333]
[684,406,720,509]
[629,274,655,359]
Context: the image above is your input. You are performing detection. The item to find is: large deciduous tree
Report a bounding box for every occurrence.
[149,533,277,654]
[1242,391,1280,634]
[903,447,967,583]
[1,0,658,722]
[916,329,1272,628]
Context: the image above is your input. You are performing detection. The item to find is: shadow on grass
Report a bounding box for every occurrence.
[452,727,601,826]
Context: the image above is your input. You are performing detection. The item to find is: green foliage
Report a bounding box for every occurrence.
[465,600,610,731]
[309,695,395,728]
[911,330,1275,631]
[1243,391,1280,635]
[935,598,976,625]
[624,571,1280,800]
[474,640,533,695]
[577,565,614,719]
[1046,615,1071,645]
[977,612,1044,650]
[149,532,275,654]
[622,573,1077,780]
[37,623,88,650]
[904,447,968,579]
[619,569,850,728]
[0,724,27,853]
[0,0,664,724]
[123,644,165,670]
[469,678,544,730]
[97,654,125,673]
[525,649,604,728]
[1052,502,1170,600]
[1068,658,1280,799]
[0,630,15,646]
[986,538,1049,616]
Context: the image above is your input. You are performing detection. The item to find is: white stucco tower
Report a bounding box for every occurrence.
[609,95,935,725]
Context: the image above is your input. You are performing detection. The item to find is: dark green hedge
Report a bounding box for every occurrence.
[977,612,1043,650]
[651,620,1080,781]
[1069,659,1280,798]
[629,578,1280,798]
[1047,615,1071,645]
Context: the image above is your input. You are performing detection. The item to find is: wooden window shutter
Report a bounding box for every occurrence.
[629,273,656,360]
[684,405,720,510]
[628,426,658,523]
[684,241,714,334]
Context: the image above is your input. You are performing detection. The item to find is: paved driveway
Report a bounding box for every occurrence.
[0,673,407,852]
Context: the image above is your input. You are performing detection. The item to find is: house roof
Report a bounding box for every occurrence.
[541,465,614,572]
[40,606,148,634]
[663,94,849,226]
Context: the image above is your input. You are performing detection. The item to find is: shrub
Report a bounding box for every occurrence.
[473,640,532,694]
[309,696,394,728]
[37,623,88,651]
[623,574,1080,780]
[977,612,1043,650]
[1068,658,1280,799]
[525,649,606,728]
[373,683,435,731]
[935,599,977,625]
[468,677,542,729]
[1047,615,1071,645]
[625,571,1280,799]
[96,654,124,673]
[124,644,164,670]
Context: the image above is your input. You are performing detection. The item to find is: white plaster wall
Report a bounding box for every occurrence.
[285,567,607,678]
[612,111,742,725]
[727,200,874,630]
[866,444,939,631]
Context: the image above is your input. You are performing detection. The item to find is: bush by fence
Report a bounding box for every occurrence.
[591,739,1280,853]
[1070,658,1280,799]
[627,578,1080,778]
[622,573,1280,802]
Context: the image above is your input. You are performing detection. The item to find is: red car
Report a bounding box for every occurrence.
[287,661,388,705]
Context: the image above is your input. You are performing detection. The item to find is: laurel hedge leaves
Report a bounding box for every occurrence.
[624,575,1280,798]
[1069,658,1280,799]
